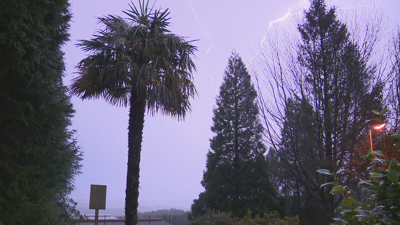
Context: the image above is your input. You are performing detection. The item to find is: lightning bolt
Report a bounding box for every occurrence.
[267,10,293,33]
[188,0,214,81]
[247,0,383,66]
[247,9,293,65]
[246,0,311,66]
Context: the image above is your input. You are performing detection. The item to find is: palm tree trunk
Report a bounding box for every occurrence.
[125,88,146,225]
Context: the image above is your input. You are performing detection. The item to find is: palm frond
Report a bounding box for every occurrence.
[123,0,155,27]
[71,15,133,107]
[71,0,197,117]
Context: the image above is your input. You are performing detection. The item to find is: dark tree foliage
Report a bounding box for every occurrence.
[272,0,384,223]
[267,98,328,225]
[191,52,283,219]
[0,0,82,224]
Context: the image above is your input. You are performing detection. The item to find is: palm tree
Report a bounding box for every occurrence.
[70,1,197,224]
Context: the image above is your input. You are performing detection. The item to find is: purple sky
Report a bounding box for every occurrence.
[63,0,400,213]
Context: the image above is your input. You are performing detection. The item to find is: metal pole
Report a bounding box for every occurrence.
[95,209,99,225]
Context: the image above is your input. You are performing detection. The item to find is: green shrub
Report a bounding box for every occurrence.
[318,131,400,224]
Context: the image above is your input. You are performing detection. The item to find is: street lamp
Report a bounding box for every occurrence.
[369,123,385,155]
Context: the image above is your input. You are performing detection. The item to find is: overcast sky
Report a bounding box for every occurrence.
[63,0,400,213]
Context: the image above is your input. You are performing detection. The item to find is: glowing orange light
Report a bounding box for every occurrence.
[373,123,385,130]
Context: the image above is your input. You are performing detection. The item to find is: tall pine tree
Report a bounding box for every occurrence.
[191,52,282,219]
[0,0,82,224]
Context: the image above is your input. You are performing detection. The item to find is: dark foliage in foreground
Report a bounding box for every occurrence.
[0,0,82,224]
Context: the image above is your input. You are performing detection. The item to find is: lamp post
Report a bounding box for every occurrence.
[369,123,385,155]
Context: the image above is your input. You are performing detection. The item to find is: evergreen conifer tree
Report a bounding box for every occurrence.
[191,52,282,219]
[0,0,82,224]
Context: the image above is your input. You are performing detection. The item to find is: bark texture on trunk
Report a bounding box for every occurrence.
[125,89,146,225]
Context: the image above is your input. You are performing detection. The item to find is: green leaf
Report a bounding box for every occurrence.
[372,110,380,115]
[373,158,386,165]
[380,109,389,116]
[370,173,384,179]
[341,198,357,207]
[358,180,373,186]
[321,182,336,188]
[379,218,400,225]
[358,201,370,211]
[330,185,345,194]
[317,169,332,176]
[363,155,374,160]
[341,210,358,219]
[373,150,384,156]
[388,171,398,183]
[388,159,400,172]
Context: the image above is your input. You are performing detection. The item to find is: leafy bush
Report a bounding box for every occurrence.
[318,132,400,224]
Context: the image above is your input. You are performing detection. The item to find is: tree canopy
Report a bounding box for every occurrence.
[0,0,82,224]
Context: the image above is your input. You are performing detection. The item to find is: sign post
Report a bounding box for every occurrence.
[89,185,107,225]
